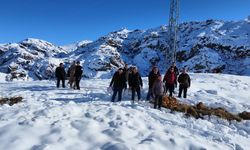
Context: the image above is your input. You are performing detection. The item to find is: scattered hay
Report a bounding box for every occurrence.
[0,96,23,106]
[158,96,249,122]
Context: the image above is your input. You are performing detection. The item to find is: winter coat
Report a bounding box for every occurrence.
[152,80,164,96]
[148,71,160,88]
[69,64,76,77]
[55,67,66,79]
[74,65,83,79]
[68,64,76,82]
[163,71,177,85]
[110,72,126,89]
[128,72,143,88]
[178,73,191,88]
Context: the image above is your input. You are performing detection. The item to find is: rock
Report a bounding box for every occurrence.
[238,111,250,120]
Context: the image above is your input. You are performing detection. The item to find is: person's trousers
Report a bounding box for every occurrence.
[165,83,175,97]
[75,78,81,90]
[154,95,163,109]
[178,85,187,98]
[146,88,153,100]
[57,78,65,88]
[132,87,141,102]
[112,87,123,102]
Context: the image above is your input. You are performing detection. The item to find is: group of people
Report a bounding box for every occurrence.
[109,65,143,103]
[55,61,191,110]
[55,61,83,89]
[110,63,191,110]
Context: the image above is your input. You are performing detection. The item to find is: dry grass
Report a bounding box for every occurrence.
[0,96,23,106]
[158,96,250,122]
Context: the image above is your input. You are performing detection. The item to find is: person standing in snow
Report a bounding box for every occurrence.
[110,68,126,102]
[128,66,143,103]
[123,64,129,91]
[178,68,191,98]
[74,61,83,90]
[68,61,76,88]
[168,62,179,91]
[163,67,177,97]
[55,63,66,88]
[152,75,164,110]
[147,66,160,100]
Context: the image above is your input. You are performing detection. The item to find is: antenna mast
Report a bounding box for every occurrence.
[168,0,179,64]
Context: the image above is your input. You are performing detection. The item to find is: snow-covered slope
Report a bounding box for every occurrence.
[0,38,68,80]
[0,73,249,150]
[61,40,92,52]
[0,17,250,80]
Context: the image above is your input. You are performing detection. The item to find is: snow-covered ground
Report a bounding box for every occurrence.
[0,73,250,150]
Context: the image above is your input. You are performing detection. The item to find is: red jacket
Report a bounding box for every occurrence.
[163,71,177,85]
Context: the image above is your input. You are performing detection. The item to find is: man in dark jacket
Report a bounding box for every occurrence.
[74,61,83,90]
[178,68,191,98]
[110,68,126,102]
[55,63,66,88]
[128,67,143,103]
[163,67,177,97]
[147,66,160,100]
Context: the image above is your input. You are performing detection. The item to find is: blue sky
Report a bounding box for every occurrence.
[0,0,249,45]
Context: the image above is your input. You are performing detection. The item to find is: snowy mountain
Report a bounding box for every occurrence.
[0,17,250,80]
[0,38,68,80]
[61,40,92,52]
[0,73,250,149]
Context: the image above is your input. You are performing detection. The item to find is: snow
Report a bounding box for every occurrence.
[197,32,206,37]
[0,73,249,150]
[0,72,7,81]
[62,40,92,52]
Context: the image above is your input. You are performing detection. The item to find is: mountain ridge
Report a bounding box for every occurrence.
[0,17,250,80]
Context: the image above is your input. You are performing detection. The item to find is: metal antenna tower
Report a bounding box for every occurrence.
[167,0,179,64]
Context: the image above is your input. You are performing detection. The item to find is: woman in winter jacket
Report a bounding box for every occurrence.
[163,67,177,97]
[147,66,160,100]
[68,61,76,88]
[152,75,164,110]
[74,61,83,90]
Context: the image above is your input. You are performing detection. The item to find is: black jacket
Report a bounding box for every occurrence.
[55,67,66,79]
[178,73,191,88]
[74,65,83,78]
[129,72,143,88]
[148,71,160,88]
[110,72,126,88]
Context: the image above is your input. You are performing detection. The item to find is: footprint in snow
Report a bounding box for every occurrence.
[101,142,129,150]
[205,90,218,95]
[102,128,121,138]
